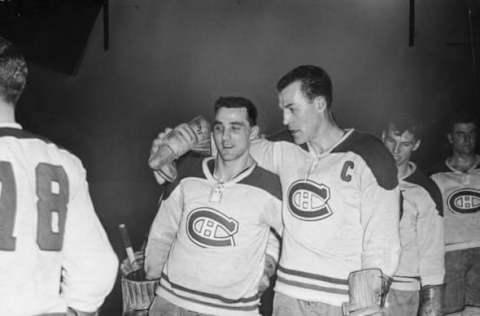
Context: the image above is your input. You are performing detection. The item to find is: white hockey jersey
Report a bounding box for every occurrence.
[391,162,444,291]
[430,156,480,252]
[0,123,118,316]
[250,129,400,306]
[145,155,282,316]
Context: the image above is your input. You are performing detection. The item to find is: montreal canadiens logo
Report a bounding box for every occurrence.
[287,180,332,221]
[186,207,239,247]
[447,189,480,214]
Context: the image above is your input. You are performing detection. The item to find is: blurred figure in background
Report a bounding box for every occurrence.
[430,110,480,316]
[381,115,444,316]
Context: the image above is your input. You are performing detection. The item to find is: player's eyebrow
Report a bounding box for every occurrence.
[280,103,294,110]
[230,121,247,127]
[213,120,247,127]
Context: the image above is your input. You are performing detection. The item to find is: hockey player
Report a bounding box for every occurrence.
[0,37,118,315]
[145,97,283,316]
[250,65,400,316]
[430,111,480,316]
[381,117,444,316]
[150,65,401,315]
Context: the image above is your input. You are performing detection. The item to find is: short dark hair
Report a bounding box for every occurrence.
[214,96,258,126]
[0,36,28,105]
[276,65,333,109]
[446,108,478,133]
[385,113,421,139]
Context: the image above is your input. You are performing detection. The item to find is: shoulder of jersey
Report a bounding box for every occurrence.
[266,128,308,150]
[239,164,282,201]
[404,167,444,216]
[427,160,450,176]
[163,152,206,200]
[0,127,53,144]
[0,127,83,166]
[332,130,398,190]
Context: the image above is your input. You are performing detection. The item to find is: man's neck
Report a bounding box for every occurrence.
[214,154,254,183]
[0,101,16,123]
[397,161,412,179]
[308,119,345,155]
[448,152,478,172]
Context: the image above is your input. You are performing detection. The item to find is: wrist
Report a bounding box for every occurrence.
[264,255,277,278]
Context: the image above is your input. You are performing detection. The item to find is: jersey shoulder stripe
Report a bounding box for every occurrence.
[332,130,398,190]
[0,127,83,169]
[404,167,444,216]
[266,128,292,142]
[163,152,206,199]
[266,128,308,151]
[0,127,52,144]
[239,165,282,200]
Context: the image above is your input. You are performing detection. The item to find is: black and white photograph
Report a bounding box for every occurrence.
[1,1,479,315]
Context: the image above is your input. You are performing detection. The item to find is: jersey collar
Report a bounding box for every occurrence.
[202,156,256,186]
[0,122,22,129]
[306,128,353,158]
[445,155,480,173]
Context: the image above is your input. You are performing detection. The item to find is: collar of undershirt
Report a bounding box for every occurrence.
[203,156,256,186]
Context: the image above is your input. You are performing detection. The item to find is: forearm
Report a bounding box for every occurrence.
[145,188,183,279]
[361,188,401,276]
[265,228,281,263]
[144,234,175,279]
[418,207,445,286]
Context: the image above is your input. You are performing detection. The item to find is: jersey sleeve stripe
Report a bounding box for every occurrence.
[277,265,348,285]
[157,281,259,311]
[160,273,259,304]
[276,276,348,295]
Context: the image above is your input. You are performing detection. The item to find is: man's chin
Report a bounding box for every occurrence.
[457,147,475,155]
[219,151,238,161]
[290,133,306,144]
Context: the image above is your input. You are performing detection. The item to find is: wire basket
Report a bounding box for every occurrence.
[120,251,160,315]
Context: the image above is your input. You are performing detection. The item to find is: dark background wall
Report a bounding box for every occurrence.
[2,0,479,315]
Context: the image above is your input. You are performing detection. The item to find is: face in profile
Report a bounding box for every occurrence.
[278,81,324,145]
[212,107,257,162]
[382,125,420,167]
[448,122,477,156]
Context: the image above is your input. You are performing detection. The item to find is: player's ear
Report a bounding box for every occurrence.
[413,139,421,151]
[250,125,260,140]
[313,96,327,113]
[447,132,453,144]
